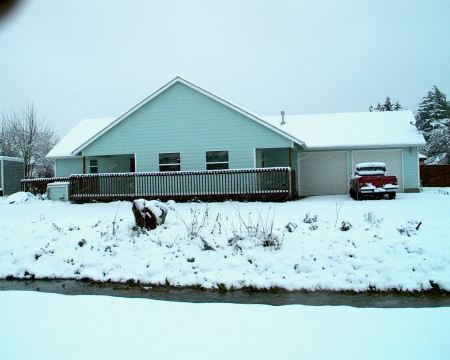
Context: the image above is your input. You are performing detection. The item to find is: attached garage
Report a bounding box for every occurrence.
[298,151,349,196]
[351,149,403,192]
[264,111,424,196]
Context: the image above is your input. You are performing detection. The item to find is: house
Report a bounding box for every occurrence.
[0,156,24,196]
[47,77,425,198]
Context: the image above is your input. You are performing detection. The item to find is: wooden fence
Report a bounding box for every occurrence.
[21,177,71,194]
[69,167,296,203]
[420,165,450,187]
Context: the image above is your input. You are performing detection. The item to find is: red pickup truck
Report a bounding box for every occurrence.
[349,162,399,200]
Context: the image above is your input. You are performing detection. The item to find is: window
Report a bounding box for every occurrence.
[206,150,229,170]
[159,152,180,171]
[89,159,98,174]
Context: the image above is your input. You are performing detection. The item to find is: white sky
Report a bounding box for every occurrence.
[0,0,449,137]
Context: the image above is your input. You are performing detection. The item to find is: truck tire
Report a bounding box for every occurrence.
[356,191,364,201]
[349,188,356,200]
[388,192,396,200]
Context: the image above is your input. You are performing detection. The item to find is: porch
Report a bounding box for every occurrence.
[22,167,297,203]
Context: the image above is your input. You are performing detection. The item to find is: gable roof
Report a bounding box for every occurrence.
[47,117,116,158]
[47,79,426,159]
[263,110,425,149]
[68,77,303,155]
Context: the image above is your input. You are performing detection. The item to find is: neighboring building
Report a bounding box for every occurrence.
[0,156,24,196]
[419,153,427,165]
[47,77,425,196]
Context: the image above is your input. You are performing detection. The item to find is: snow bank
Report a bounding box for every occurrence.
[1,291,449,360]
[0,192,449,291]
[1,192,40,205]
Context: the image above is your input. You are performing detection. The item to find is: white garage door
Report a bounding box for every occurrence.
[298,152,349,195]
[352,150,403,192]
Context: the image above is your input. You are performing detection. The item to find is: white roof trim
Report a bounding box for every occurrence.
[0,156,24,162]
[52,156,83,159]
[305,144,422,150]
[71,77,304,155]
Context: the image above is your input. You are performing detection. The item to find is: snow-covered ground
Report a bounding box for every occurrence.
[1,291,449,360]
[0,190,449,291]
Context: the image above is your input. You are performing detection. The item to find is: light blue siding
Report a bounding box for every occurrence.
[403,146,420,190]
[82,82,291,171]
[55,158,83,177]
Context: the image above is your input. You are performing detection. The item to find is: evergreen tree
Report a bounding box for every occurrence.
[415,85,450,163]
[369,97,402,112]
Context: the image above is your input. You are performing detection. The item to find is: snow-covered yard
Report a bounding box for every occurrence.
[1,290,449,360]
[0,189,449,291]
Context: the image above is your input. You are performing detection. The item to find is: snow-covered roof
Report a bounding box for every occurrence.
[47,80,426,159]
[46,117,116,158]
[263,111,426,149]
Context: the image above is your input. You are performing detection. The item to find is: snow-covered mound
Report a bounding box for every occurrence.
[2,192,40,205]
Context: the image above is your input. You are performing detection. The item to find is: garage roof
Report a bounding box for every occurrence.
[262,110,425,149]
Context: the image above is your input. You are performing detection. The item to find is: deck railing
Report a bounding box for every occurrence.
[69,167,296,202]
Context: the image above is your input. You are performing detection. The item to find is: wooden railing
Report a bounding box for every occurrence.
[69,167,296,203]
[21,177,71,194]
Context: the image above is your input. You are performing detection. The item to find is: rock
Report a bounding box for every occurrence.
[132,199,169,230]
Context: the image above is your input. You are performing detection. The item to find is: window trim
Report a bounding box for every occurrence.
[159,152,181,172]
[89,159,98,174]
[205,150,229,170]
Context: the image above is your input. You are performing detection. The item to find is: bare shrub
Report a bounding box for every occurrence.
[176,206,209,239]
[303,213,318,224]
[340,221,352,231]
[285,220,298,233]
[363,212,383,228]
[232,205,282,250]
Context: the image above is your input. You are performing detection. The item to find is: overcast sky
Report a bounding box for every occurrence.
[1,0,449,137]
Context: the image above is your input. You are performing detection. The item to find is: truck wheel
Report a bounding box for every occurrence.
[349,188,356,200]
[356,191,364,201]
[388,192,396,200]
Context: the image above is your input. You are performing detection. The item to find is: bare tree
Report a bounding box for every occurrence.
[0,104,58,178]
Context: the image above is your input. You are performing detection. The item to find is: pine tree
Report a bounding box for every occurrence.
[369,97,402,112]
[415,85,450,163]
